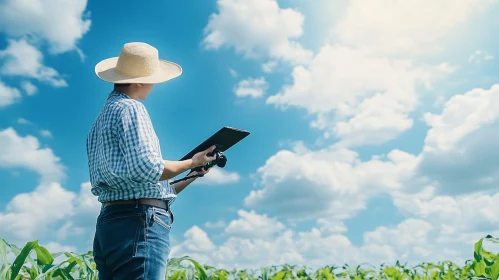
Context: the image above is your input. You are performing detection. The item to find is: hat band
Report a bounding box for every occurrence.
[115,52,159,77]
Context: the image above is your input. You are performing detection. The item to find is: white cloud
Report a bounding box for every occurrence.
[229,68,238,77]
[244,141,418,221]
[469,50,495,64]
[21,81,38,96]
[195,168,240,185]
[0,0,91,54]
[423,84,499,153]
[17,118,30,124]
[266,44,449,146]
[259,0,490,147]
[0,182,76,241]
[40,129,52,138]
[43,242,77,254]
[0,128,98,248]
[202,0,313,65]
[315,218,347,235]
[171,226,216,262]
[262,61,277,73]
[56,182,101,241]
[0,39,68,87]
[416,84,499,195]
[0,181,100,249]
[392,186,499,235]
[332,0,496,55]
[234,77,268,98]
[171,209,485,270]
[0,79,21,108]
[0,127,65,183]
[204,220,226,228]
[224,210,285,239]
[190,81,499,268]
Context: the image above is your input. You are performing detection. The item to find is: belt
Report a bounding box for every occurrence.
[102,198,167,210]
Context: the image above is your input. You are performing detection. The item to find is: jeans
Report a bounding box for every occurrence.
[92,203,174,279]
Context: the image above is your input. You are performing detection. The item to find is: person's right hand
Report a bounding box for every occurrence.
[192,145,217,168]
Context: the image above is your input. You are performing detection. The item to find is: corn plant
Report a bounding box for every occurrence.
[1,235,498,279]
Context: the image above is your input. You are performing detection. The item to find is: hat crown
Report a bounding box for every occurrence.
[115,42,159,77]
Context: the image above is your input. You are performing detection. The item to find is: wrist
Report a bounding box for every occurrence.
[187,158,197,170]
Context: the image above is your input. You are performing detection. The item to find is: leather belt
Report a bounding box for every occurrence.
[103,198,167,210]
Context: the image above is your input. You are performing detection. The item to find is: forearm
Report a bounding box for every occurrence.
[171,176,196,194]
[160,159,195,180]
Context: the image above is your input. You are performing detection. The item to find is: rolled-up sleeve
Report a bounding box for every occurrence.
[118,103,164,184]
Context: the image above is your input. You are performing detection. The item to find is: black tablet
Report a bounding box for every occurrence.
[179,126,250,160]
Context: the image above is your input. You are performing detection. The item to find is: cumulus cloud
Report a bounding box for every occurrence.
[0,127,65,183]
[21,81,38,96]
[171,209,483,270]
[260,0,490,146]
[17,118,31,125]
[234,77,268,98]
[171,226,217,263]
[54,182,101,242]
[201,0,495,148]
[392,185,499,235]
[40,129,53,138]
[332,0,496,55]
[244,141,417,221]
[0,39,68,87]
[0,79,22,108]
[204,220,226,229]
[197,81,499,268]
[0,128,99,248]
[416,84,499,195]
[0,0,91,54]
[195,168,240,185]
[247,82,499,224]
[224,210,285,239]
[202,0,313,65]
[0,181,100,247]
[266,45,451,146]
[0,182,76,241]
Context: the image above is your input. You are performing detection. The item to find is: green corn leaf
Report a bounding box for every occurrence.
[34,245,54,266]
[0,235,498,280]
[272,270,285,280]
[185,257,208,280]
[473,260,486,277]
[475,238,485,262]
[10,240,39,280]
[485,260,499,280]
[0,238,8,267]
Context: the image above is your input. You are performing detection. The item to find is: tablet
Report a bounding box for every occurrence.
[179,126,250,160]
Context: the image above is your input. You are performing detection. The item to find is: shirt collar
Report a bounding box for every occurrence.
[108,90,130,99]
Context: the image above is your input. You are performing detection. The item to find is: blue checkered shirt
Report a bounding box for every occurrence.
[86,90,176,207]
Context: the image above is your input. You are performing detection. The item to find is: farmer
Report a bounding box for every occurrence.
[86,42,216,279]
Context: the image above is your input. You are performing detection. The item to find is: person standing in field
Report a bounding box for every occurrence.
[86,42,216,279]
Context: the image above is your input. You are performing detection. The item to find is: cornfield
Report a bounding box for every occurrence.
[1,235,498,279]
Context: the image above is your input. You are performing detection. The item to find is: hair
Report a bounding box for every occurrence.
[114,83,131,90]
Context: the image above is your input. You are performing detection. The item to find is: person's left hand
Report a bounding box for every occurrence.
[190,166,213,177]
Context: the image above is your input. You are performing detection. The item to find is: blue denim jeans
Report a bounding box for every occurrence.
[92,203,173,279]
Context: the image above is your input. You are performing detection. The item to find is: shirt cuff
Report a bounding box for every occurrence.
[155,159,165,183]
[171,182,177,194]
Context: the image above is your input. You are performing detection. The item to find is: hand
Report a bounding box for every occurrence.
[190,165,213,177]
[191,145,217,168]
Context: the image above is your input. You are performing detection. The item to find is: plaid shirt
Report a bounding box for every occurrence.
[86,90,176,207]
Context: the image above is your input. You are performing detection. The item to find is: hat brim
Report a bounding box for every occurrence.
[95,57,182,84]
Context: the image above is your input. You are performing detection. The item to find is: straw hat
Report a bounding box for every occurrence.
[95,42,182,84]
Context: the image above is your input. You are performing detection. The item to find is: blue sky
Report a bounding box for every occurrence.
[1,0,499,270]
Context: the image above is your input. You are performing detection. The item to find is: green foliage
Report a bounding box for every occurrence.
[1,235,498,279]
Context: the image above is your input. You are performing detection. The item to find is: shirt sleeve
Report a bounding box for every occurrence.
[118,102,165,184]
